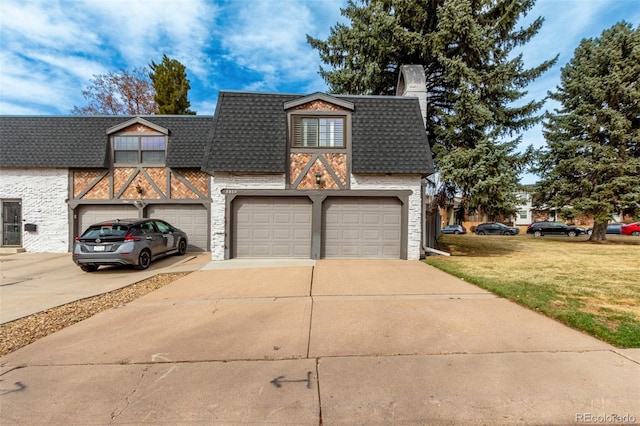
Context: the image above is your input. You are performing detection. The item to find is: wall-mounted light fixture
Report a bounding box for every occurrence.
[315,172,322,186]
[135,183,143,194]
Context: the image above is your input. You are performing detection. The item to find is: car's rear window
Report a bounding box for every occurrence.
[81,224,130,239]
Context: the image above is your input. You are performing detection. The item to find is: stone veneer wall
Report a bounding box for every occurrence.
[0,168,69,252]
[351,174,423,260]
[210,173,286,260]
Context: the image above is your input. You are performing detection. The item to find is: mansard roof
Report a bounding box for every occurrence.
[204,91,434,175]
[0,115,213,168]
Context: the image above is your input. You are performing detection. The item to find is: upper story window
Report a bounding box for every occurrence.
[292,116,345,148]
[113,135,166,164]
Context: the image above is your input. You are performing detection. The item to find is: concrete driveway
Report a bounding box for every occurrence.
[0,251,209,323]
[1,260,639,425]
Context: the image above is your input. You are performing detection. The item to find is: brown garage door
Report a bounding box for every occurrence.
[232,197,312,258]
[322,197,401,258]
[146,205,208,252]
[77,205,138,237]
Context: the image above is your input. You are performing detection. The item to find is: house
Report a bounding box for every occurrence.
[0,116,213,253]
[0,65,434,259]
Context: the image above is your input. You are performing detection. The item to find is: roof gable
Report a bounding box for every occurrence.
[284,92,354,111]
[106,117,169,135]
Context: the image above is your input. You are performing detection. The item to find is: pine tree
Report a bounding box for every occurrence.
[308,0,556,219]
[534,22,640,241]
[149,55,196,115]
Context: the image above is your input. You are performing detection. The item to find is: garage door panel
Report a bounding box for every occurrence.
[233,197,312,258]
[146,205,208,252]
[362,214,382,225]
[322,197,401,259]
[293,213,311,224]
[383,229,401,239]
[294,229,311,239]
[362,229,382,240]
[383,214,400,225]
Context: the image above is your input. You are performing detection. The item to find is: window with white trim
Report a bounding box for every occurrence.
[113,135,166,164]
[292,116,345,148]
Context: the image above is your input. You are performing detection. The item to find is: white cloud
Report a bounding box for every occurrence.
[0,1,101,53]
[84,0,219,78]
[216,0,344,91]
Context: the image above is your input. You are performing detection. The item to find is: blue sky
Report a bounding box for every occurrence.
[1,0,638,183]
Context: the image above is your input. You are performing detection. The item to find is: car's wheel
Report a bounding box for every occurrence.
[568,231,577,237]
[533,230,542,238]
[80,265,98,272]
[477,231,485,235]
[454,230,460,235]
[176,238,187,255]
[503,231,511,236]
[135,249,152,270]
[632,231,640,237]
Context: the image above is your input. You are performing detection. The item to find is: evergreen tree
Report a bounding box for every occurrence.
[534,22,640,241]
[72,67,157,115]
[149,54,196,115]
[308,0,556,219]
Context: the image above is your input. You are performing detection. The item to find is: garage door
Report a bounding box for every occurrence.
[77,205,138,237]
[322,197,401,258]
[233,197,312,258]
[147,205,208,252]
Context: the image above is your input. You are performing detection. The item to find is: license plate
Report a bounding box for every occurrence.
[93,245,105,252]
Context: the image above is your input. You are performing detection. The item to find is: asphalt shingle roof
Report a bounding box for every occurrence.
[0,115,213,168]
[203,91,433,175]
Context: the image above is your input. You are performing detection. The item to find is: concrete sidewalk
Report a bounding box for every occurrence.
[1,260,638,424]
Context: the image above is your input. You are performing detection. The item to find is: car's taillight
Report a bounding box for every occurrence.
[124,234,140,241]
[75,237,80,242]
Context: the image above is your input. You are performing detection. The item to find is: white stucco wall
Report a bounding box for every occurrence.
[210,173,286,260]
[351,174,423,260]
[0,168,69,252]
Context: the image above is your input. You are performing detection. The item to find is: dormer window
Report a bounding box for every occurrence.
[113,135,166,164]
[292,116,345,148]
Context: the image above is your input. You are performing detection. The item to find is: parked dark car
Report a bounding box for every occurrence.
[475,222,519,236]
[73,218,188,272]
[440,224,467,235]
[586,223,623,235]
[526,221,586,237]
[621,222,640,236]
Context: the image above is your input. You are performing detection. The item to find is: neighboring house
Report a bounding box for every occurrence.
[514,186,534,226]
[0,116,213,253]
[439,186,534,231]
[0,66,434,259]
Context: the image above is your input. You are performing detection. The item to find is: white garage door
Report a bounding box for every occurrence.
[322,197,401,258]
[147,205,208,252]
[233,197,312,258]
[77,205,138,237]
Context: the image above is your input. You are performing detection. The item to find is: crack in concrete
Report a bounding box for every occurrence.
[110,365,149,421]
[315,358,323,425]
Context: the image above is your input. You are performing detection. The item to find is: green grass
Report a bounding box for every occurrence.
[425,234,640,348]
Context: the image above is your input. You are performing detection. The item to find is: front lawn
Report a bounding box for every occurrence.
[425,234,640,348]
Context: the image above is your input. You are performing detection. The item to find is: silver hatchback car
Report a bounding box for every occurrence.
[73,218,188,272]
